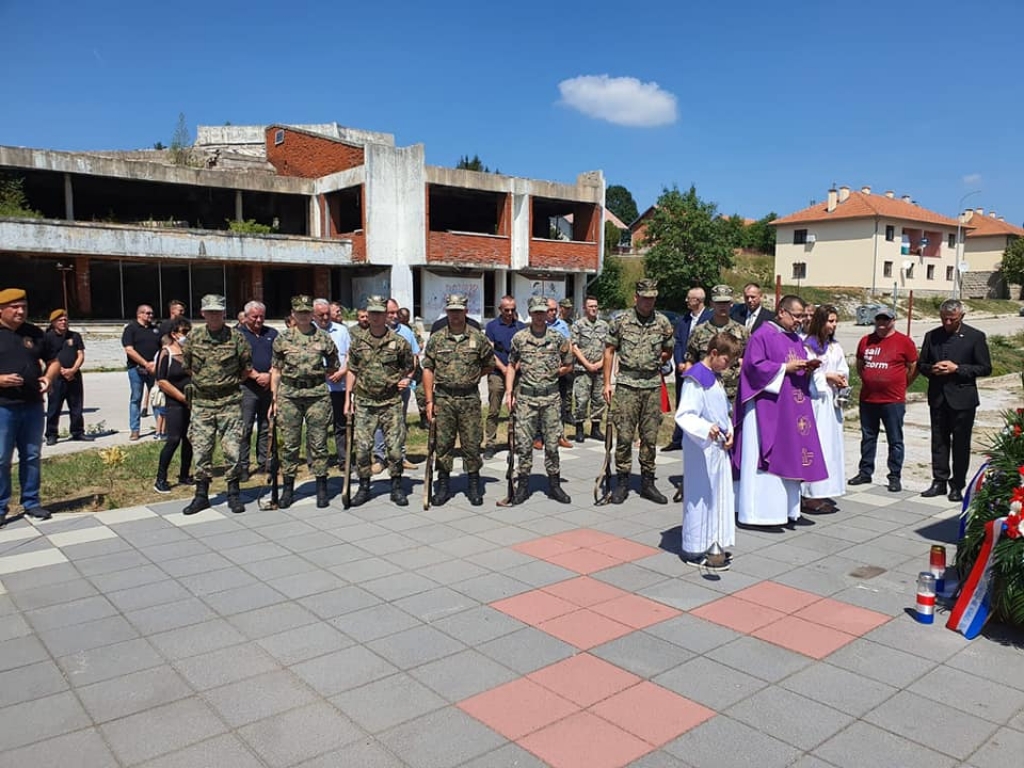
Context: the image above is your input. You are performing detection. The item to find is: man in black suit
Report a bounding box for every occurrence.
[730,282,775,334]
[917,299,991,502]
[663,287,712,451]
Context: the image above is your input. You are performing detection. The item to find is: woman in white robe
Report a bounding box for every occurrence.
[801,305,848,510]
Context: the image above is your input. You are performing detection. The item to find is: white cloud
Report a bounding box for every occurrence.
[962,173,983,185]
[557,75,678,127]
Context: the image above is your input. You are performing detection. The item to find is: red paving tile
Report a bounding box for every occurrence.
[491,590,578,625]
[513,537,580,559]
[793,597,891,635]
[457,677,579,740]
[732,581,822,613]
[752,615,857,659]
[690,595,787,633]
[537,609,635,650]
[527,653,641,707]
[544,548,622,575]
[551,529,620,548]
[542,576,630,608]
[590,681,716,747]
[589,593,682,630]
[589,538,662,561]
[518,710,654,768]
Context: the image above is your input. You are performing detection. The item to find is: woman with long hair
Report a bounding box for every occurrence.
[153,319,194,493]
[801,305,849,513]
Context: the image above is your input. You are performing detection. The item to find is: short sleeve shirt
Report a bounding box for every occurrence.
[0,322,53,405]
[857,331,918,404]
[122,322,162,367]
[43,329,84,370]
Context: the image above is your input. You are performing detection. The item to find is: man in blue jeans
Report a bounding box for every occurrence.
[1,288,60,526]
[122,304,162,441]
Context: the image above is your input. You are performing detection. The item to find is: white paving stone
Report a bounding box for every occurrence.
[47,526,118,548]
[168,509,226,527]
[94,506,158,525]
[0,548,69,575]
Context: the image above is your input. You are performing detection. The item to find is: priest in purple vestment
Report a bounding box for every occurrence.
[733,295,827,528]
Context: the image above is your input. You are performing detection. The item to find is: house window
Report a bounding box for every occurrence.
[793,229,808,245]
[948,233,956,249]
[274,129,285,146]
[883,261,893,278]
[885,225,895,241]
[927,265,935,280]
[905,263,915,278]
[946,266,954,281]
[792,262,807,280]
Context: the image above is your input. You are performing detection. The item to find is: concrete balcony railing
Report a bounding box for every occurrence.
[0,217,352,265]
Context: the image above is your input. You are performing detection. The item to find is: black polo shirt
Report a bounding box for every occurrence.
[44,329,85,370]
[0,322,53,405]
[122,321,162,367]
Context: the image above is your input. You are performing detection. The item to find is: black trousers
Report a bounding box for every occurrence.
[329,390,348,462]
[46,375,84,439]
[670,373,684,444]
[241,386,273,473]
[929,404,976,489]
[157,405,193,482]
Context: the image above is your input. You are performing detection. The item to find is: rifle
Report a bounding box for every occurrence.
[258,415,280,510]
[341,412,354,509]
[496,406,516,507]
[594,406,615,505]
[423,416,436,511]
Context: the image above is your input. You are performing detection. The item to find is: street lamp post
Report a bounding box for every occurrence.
[954,190,981,300]
[55,262,74,313]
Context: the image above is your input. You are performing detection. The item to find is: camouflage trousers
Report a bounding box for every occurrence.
[354,399,405,479]
[434,392,483,474]
[514,393,561,477]
[277,393,331,478]
[612,385,662,475]
[483,373,507,450]
[572,371,605,425]
[559,373,574,425]
[188,400,244,482]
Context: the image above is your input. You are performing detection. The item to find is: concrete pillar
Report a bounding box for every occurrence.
[74,256,91,315]
[574,273,585,310]
[390,263,414,310]
[313,266,330,299]
[493,269,507,315]
[64,174,74,221]
[247,265,264,303]
[235,190,243,222]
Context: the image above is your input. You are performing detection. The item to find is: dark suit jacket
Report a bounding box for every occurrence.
[917,323,991,410]
[672,309,713,369]
[729,304,775,334]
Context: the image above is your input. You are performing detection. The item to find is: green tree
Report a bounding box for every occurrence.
[641,185,733,308]
[0,174,41,218]
[456,154,496,173]
[716,214,747,250]
[152,141,166,150]
[1001,237,1024,293]
[743,212,778,255]
[169,112,192,166]
[591,252,628,309]
[605,184,639,225]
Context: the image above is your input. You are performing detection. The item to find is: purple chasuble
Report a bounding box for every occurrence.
[683,361,716,389]
[732,323,826,482]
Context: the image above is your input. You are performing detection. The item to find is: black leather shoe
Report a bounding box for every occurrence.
[847,474,871,486]
[887,478,902,493]
[45,436,57,446]
[921,481,947,498]
[70,434,93,442]
[948,488,963,503]
[26,507,52,520]
[661,441,682,452]
[786,516,815,529]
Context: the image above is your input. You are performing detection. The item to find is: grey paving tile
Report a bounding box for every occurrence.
[330,671,446,733]
[0,727,116,768]
[125,596,217,634]
[201,529,267,551]
[61,538,134,560]
[638,578,723,611]
[451,571,533,603]
[457,743,552,768]
[431,605,526,645]
[362,571,440,601]
[0,562,80,591]
[78,664,192,722]
[654,657,767,710]
[116,526,191,549]
[0,660,68,708]
[226,601,319,640]
[201,582,286,616]
[38,615,139,657]
[298,584,382,619]
[240,553,318,581]
[392,586,479,622]
[784,757,841,768]
[0,634,49,673]
[465,547,535,572]
[414,558,489,585]
[204,669,318,727]
[780,662,898,717]
[1008,708,1024,731]
[706,635,814,683]
[645,613,743,654]
[356,532,424,556]
[591,631,695,679]
[863,615,969,662]
[107,579,192,612]
[476,626,576,674]
[813,721,957,768]
[664,715,800,768]
[136,733,265,768]
[291,645,399,696]
[432,534,501,558]
[258,519,320,541]
[88,563,166,592]
[177,567,260,597]
[383,545,455,570]
[139,539,211,563]
[0,691,91,752]
[504,559,580,588]
[292,738,411,767]
[592,562,672,592]
[332,602,422,642]
[969,727,1024,768]
[908,664,1024,723]
[0,612,31,643]
[24,594,117,632]
[826,637,937,687]
[378,706,506,768]
[265,568,347,599]
[863,690,999,760]
[100,697,228,766]
[726,686,856,750]
[948,636,1024,692]
[173,642,281,690]
[9,576,98,611]
[327,556,403,583]
[0,595,14,617]
[147,618,247,660]
[623,752,692,768]
[58,637,164,687]
[368,624,467,670]
[236,701,364,768]
[221,541,292,564]
[256,622,354,666]
[158,551,233,577]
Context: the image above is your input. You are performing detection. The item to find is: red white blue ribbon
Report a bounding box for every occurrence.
[947,516,1005,639]
[958,461,989,540]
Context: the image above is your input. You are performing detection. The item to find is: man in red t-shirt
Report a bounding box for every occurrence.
[848,307,918,492]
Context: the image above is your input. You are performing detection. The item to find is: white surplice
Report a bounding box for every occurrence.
[801,339,849,499]
[674,375,735,555]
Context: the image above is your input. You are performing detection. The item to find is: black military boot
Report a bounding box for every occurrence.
[350,477,371,507]
[575,424,585,443]
[639,473,668,505]
[279,476,295,509]
[315,476,329,508]
[590,422,604,442]
[432,471,451,506]
[391,477,408,507]
[512,476,530,505]
[226,479,245,514]
[548,474,571,504]
[610,473,630,505]
[182,480,210,516]
[467,472,483,506]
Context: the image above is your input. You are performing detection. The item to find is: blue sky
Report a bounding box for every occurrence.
[3,0,1020,224]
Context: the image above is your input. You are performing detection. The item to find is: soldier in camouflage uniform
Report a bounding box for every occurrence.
[685,285,748,405]
[422,294,494,507]
[603,279,675,505]
[506,296,574,504]
[557,297,576,426]
[571,295,609,442]
[181,294,253,515]
[270,295,340,509]
[344,296,415,506]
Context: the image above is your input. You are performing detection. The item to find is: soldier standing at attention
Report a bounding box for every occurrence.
[603,279,675,505]
[506,296,574,505]
[181,294,252,515]
[422,294,495,507]
[685,285,749,407]
[271,296,339,509]
[345,296,415,506]
[571,295,608,442]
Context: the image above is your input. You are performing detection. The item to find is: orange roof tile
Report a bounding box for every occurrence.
[772,191,963,229]
[963,213,1024,238]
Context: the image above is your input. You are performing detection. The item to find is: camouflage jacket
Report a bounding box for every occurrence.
[686,318,748,400]
[348,328,414,406]
[272,326,339,398]
[422,326,494,390]
[182,324,252,405]
[571,316,609,372]
[509,327,572,392]
[607,308,674,389]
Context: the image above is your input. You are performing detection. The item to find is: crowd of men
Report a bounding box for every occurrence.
[0,279,993,528]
